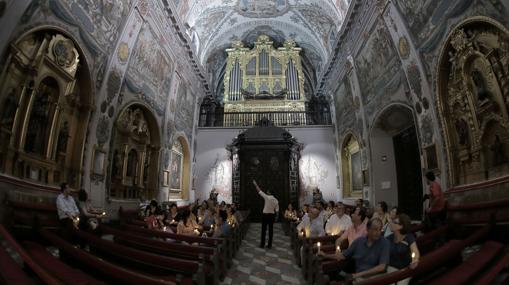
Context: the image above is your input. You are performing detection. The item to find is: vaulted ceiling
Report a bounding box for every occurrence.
[173,0,351,97]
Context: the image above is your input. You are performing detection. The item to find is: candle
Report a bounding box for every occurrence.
[163,226,167,232]
[171,219,175,224]
[317,242,321,254]
[411,252,416,260]
[211,224,214,230]
[194,229,200,235]
[102,211,106,216]
[336,246,341,254]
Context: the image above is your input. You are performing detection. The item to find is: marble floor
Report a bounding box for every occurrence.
[221,223,304,285]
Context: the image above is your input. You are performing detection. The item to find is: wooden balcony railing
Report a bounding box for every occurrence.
[199,111,332,127]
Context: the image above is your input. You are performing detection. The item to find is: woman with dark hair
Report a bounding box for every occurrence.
[386,213,420,284]
[284,203,298,220]
[373,201,390,225]
[77,189,104,230]
[144,200,163,230]
[177,209,199,236]
[164,203,179,226]
[226,205,238,226]
[384,206,398,237]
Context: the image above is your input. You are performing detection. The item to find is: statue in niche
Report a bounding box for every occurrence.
[56,121,70,154]
[471,68,491,106]
[455,119,469,146]
[490,135,507,166]
[143,150,150,185]
[1,89,18,129]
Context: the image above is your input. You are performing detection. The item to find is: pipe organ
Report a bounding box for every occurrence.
[223,35,306,118]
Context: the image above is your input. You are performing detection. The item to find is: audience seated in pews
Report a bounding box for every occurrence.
[144,200,164,230]
[226,205,238,227]
[212,210,231,238]
[177,209,200,236]
[383,206,398,237]
[325,202,352,236]
[284,203,298,221]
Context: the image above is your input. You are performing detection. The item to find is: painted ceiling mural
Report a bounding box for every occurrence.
[180,0,352,73]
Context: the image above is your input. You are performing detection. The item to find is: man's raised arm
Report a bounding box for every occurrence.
[252,180,262,192]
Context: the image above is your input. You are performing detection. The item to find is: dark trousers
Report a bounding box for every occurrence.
[261,213,275,248]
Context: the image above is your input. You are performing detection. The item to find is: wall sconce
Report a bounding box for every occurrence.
[381,155,387,162]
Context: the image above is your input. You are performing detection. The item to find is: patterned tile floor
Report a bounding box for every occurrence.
[221,223,304,285]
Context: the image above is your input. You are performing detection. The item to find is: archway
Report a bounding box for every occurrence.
[108,104,161,200]
[370,104,423,219]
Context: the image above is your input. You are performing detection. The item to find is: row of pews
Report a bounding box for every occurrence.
[0,200,250,285]
[284,199,509,285]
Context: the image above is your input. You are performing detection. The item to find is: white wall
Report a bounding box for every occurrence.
[195,126,339,206]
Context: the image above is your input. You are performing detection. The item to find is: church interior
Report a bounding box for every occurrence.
[0,0,509,284]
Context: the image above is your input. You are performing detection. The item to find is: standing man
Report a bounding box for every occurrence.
[253,180,279,249]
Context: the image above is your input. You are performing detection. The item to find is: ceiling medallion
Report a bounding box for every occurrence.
[117,42,129,63]
[398,36,410,59]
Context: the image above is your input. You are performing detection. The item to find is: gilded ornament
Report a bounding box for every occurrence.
[398,37,410,59]
[118,42,129,63]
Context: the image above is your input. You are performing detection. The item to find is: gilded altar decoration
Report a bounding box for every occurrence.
[438,19,509,185]
[109,106,159,200]
[223,35,306,125]
[0,30,91,188]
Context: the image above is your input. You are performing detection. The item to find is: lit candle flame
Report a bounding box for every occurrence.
[411,252,416,259]
[336,246,341,253]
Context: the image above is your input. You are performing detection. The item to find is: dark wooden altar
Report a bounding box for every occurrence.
[228,120,301,222]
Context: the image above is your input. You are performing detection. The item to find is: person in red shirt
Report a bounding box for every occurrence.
[425,171,446,227]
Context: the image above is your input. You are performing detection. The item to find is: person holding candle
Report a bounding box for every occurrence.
[253,180,279,249]
[325,202,352,236]
[335,208,367,247]
[177,209,199,236]
[226,204,238,227]
[212,210,231,238]
[319,218,390,282]
[386,213,420,284]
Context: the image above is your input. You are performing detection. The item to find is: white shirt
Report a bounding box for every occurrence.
[56,193,80,220]
[325,213,352,236]
[258,191,279,214]
[297,215,325,238]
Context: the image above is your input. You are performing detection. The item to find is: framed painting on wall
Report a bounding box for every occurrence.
[170,150,182,191]
[424,144,438,170]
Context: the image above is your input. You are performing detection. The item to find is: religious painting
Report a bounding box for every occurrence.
[351,151,362,192]
[424,144,438,171]
[170,150,182,190]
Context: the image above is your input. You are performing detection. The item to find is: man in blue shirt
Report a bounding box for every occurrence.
[320,218,389,281]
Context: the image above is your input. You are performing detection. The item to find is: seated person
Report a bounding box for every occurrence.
[321,218,390,282]
[202,207,216,227]
[386,213,420,285]
[164,203,179,225]
[372,201,390,226]
[56,183,80,241]
[232,203,244,223]
[144,200,163,230]
[284,203,298,221]
[212,210,231,238]
[325,202,352,236]
[384,206,398,237]
[77,189,104,231]
[177,209,200,236]
[296,207,325,238]
[336,208,367,247]
[225,205,238,227]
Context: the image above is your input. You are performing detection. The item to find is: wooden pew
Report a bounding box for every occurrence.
[120,223,231,268]
[428,240,504,285]
[0,224,62,285]
[39,228,183,285]
[23,241,103,285]
[0,242,38,285]
[100,225,223,285]
[73,229,206,285]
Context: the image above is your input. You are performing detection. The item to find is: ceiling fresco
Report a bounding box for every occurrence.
[176,0,352,75]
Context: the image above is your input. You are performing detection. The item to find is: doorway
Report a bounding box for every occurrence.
[370,105,423,220]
